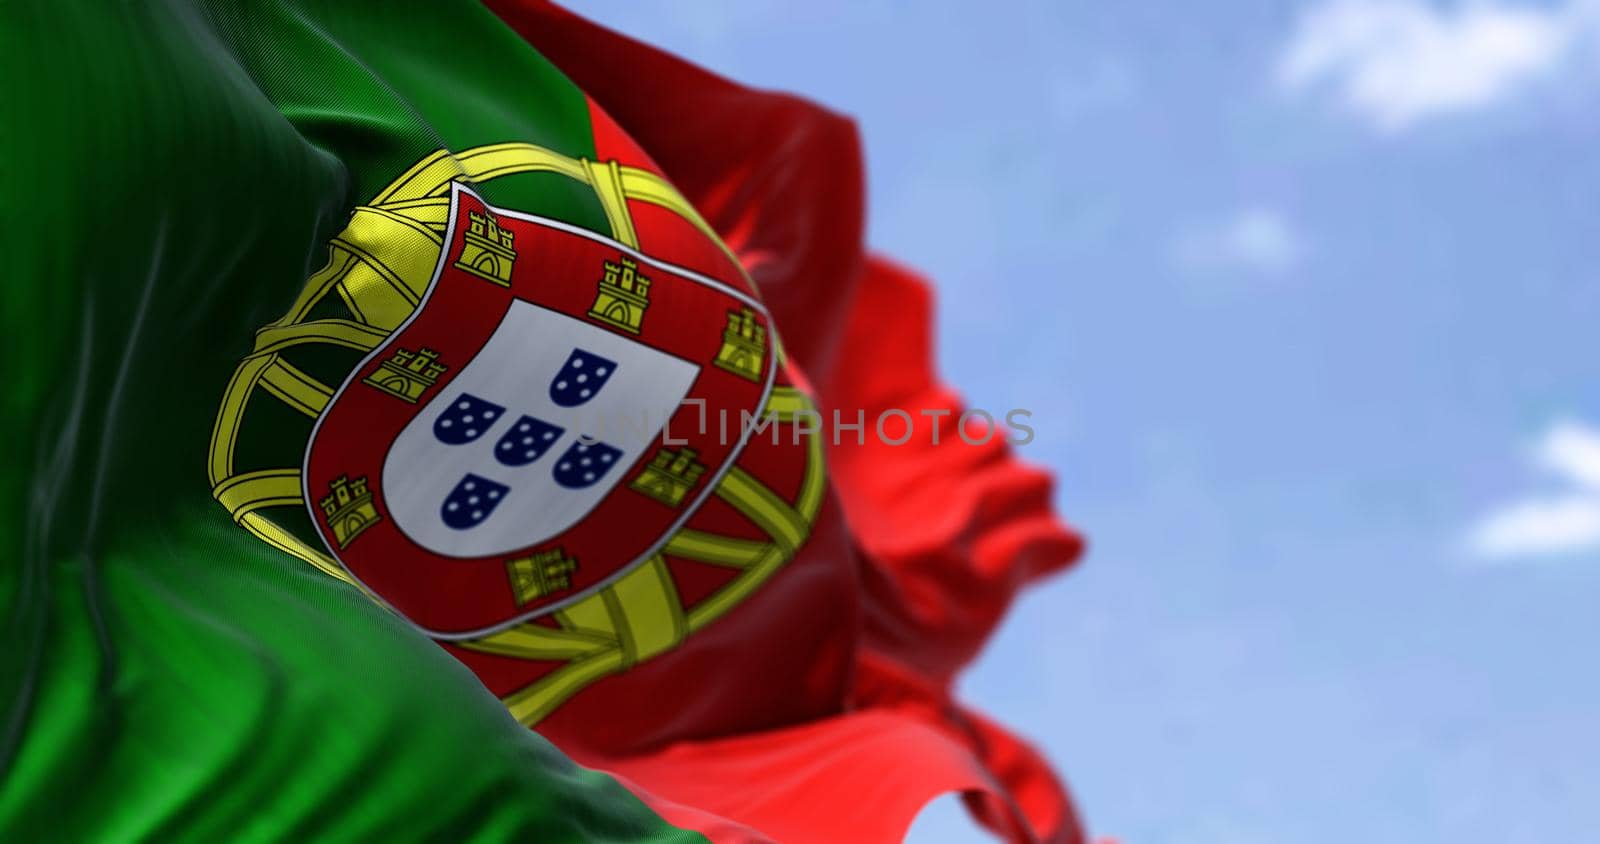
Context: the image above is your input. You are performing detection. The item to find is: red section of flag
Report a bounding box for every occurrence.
[486,3,1088,841]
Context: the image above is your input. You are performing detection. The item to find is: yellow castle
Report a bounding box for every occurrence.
[454,210,517,286]
[319,475,380,549]
[507,549,579,604]
[587,255,651,334]
[630,447,708,508]
[363,346,446,403]
[714,307,766,382]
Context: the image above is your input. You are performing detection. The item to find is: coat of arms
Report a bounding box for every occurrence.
[209,143,825,727]
[304,184,775,637]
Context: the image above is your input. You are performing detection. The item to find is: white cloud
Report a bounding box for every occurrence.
[1175,208,1304,276]
[1535,418,1600,488]
[1467,419,1600,560]
[1280,0,1599,131]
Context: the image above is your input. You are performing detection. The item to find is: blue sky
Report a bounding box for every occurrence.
[566,2,1600,841]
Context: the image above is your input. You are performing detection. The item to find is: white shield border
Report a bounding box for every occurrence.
[303,180,777,640]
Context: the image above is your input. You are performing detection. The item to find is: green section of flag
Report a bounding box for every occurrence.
[1,2,700,841]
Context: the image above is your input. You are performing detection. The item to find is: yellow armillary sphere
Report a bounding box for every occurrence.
[208,143,826,725]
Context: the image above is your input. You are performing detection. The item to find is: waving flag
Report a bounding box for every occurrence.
[3,2,1085,841]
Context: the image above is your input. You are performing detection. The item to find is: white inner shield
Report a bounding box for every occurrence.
[383,301,699,557]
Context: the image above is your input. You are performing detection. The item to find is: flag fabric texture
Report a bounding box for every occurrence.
[3,2,1086,842]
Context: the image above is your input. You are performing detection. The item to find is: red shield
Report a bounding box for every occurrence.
[304,183,774,637]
